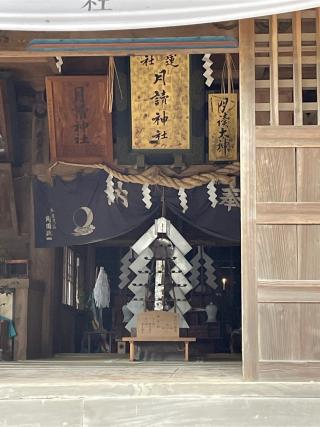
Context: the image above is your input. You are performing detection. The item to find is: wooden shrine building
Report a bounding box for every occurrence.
[0,3,320,383]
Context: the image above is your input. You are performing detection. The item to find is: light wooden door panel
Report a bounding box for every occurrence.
[300,304,320,360]
[256,148,296,202]
[298,225,320,280]
[258,303,301,360]
[259,303,320,361]
[297,148,320,202]
[257,225,297,280]
[241,11,320,380]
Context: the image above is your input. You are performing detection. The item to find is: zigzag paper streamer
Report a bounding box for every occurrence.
[202,53,214,87]
[178,188,188,213]
[123,217,193,330]
[203,251,218,290]
[118,250,132,289]
[104,174,115,205]
[142,184,152,209]
[207,180,218,208]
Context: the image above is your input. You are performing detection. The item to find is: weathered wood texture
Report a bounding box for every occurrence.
[253,10,320,380]
[239,19,258,380]
[256,148,296,202]
[256,225,297,280]
[259,361,320,380]
[297,148,320,201]
[0,79,13,161]
[257,203,320,224]
[258,281,320,303]
[46,76,113,163]
[255,10,318,126]
[0,163,18,234]
[0,24,238,57]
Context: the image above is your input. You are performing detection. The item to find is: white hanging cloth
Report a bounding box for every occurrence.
[93,267,110,309]
[0,0,319,31]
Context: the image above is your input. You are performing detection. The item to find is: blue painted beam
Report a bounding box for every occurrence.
[28,36,238,52]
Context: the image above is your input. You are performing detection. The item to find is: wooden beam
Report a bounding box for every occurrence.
[256,126,320,147]
[255,102,317,112]
[256,79,318,89]
[259,362,320,381]
[270,15,279,126]
[255,33,316,43]
[258,280,320,302]
[257,203,320,224]
[239,18,258,381]
[0,47,239,59]
[293,11,303,126]
[255,56,316,66]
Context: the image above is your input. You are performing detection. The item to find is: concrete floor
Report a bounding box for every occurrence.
[0,357,320,426]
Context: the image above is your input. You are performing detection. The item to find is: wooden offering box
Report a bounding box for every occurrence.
[46,76,113,164]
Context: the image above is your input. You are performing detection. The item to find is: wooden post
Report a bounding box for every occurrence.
[30,185,56,358]
[316,8,320,125]
[270,15,279,126]
[239,19,259,380]
[129,341,135,362]
[293,11,303,126]
[184,341,189,362]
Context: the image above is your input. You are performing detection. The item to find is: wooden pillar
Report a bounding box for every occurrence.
[30,184,55,358]
[184,341,189,362]
[293,11,303,126]
[270,15,279,126]
[129,342,135,361]
[239,19,259,380]
[316,8,320,124]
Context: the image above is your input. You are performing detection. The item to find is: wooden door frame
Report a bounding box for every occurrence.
[239,19,259,380]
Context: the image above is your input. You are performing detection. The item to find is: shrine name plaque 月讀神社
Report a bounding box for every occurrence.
[130,54,190,150]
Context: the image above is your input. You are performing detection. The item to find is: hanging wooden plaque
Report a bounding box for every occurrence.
[46,76,113,163]
[0,163,18,234]
[130,54,190,150]
[208,93,238,161]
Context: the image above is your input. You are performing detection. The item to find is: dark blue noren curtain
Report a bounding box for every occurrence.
[33,170,240,248]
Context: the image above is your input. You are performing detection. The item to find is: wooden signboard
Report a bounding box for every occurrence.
[208,93,238,161]
[46,76,113,163]
[130,54,190,150]
[0,78,14,162]
[137,311,179,339]
[0,164,18,234]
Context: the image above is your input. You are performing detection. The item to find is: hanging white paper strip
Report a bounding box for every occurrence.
[104,174,115,206]
[178,188,188,213]
[207,180,218,208]
[142,184,152,209]
[202,54,214,87]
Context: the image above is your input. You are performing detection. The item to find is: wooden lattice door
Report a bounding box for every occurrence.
[240,10,320,380]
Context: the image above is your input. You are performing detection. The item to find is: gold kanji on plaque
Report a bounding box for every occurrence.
[208,93,238,161]
[130,54,190,150]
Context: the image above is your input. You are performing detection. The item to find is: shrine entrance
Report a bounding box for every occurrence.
[52,205,241,362]
[40,51,241,363]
